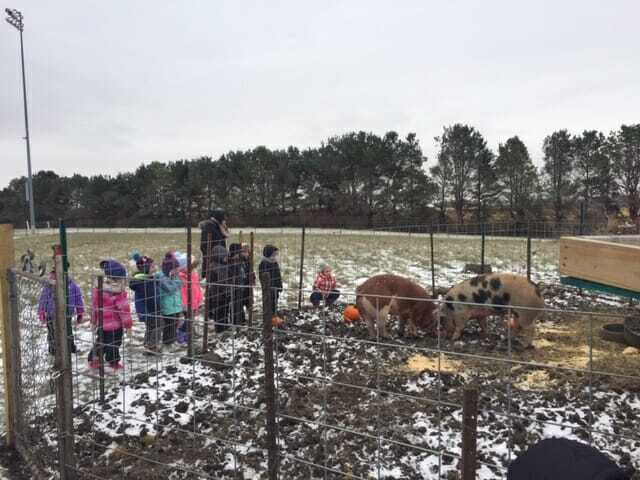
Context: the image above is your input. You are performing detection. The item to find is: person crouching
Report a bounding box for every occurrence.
[310,263,340,307]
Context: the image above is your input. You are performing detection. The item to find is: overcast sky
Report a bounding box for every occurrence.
[1,0,639,188]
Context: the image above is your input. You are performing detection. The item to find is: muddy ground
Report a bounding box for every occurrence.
[17,285,633,480]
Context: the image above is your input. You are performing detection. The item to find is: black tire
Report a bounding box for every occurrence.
[599,323,627,345]
[623,316,640,348]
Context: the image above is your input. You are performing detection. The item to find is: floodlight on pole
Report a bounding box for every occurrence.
[5,7,36,232]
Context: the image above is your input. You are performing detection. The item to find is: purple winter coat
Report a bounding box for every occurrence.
[37,276,85,324]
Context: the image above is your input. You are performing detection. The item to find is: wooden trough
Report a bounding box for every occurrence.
[559,235,640,300]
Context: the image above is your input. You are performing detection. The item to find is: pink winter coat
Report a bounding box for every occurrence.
[91,287,133,332]
[179,270,204,311]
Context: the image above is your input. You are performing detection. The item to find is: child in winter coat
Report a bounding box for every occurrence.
[175,252,204,344]
[258,245,283,317]
[89,260,133,370]
[310,263,340,307]
[155,252,183,346]
[38,269,85,355]
[128,253,160,353]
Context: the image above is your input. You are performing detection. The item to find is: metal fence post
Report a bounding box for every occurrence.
[526,225,532,281]
[187,224,193,358]
[248,231,255,326]
[260,271,278,480]
[202,232,213,354]
[97,275,105,403]
[480,223,486,273]
[0,224,16,445]
[54,252,76,479]
[297,226,306,310]
[461,386,478,480]
[430,230,436,298]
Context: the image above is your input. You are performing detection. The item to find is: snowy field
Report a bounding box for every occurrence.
[2,230,639,478]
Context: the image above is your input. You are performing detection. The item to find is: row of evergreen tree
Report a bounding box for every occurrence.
[0,125,638,228]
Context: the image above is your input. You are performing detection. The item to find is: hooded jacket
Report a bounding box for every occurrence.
[129,271,159,319]
[200,217,229,278]
[258,245,282,291]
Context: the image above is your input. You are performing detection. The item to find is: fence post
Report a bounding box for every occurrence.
[480,223,486,273]
[0,224,16,445]
[187,224,193,358]
[430,230,436,298]
[202,232,213,354]
[461,386,478,480]
[7,269,23,441]
[54,252,76,479]
[260,271,278,480]
[297,226,306,310]
[97,275,105,403]
[526,224,532,281]
[248,231,255,326]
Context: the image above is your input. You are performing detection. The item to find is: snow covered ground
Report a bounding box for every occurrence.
[2,231,639,478]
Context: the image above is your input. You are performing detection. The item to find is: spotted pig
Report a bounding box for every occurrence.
[439,273,544,347]
[356,274,436,339]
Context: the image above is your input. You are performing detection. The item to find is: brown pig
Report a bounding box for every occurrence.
[355,274,436,339]
[438,273,544,347]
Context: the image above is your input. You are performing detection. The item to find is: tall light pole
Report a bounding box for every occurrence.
[5,8,36,232]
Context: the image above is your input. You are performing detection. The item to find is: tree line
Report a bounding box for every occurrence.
[1,125,639,229]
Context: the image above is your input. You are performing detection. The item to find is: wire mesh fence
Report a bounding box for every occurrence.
[4,221,640,479]
[7,269,63,476]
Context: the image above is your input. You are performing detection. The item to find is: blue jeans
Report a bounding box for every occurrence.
[310,290,340,306]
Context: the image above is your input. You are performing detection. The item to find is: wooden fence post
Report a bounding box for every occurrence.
[461,386,478,480]
[54,252,76,479]
[260,272,278,480]
[0,224,16,445]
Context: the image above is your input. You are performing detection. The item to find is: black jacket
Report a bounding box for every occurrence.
[258,259,282,291]
[507,438,633,480]
[208,246,230,306]
[200,219,227,278]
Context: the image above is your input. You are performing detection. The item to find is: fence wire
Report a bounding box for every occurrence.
[6,223,640,479]
[9,270,61,477]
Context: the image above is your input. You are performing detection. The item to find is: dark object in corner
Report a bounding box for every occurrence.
[507,438,634,480]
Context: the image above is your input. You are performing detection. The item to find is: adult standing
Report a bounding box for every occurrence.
[199,208,229,279]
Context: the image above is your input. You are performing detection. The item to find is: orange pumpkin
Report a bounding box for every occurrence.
[343,305,361,323]
[272,316,284,327]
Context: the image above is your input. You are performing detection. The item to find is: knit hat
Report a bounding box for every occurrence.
[263,245,278,258]
[175,251,188,270]
[132,251,154,274]
[209,208,226,223]
[161,252,179,276]
[229,243,242,258]
[99,259,126,279]
[318,262,329,273]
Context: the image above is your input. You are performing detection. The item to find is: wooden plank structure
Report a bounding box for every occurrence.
[560,235,640,299]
